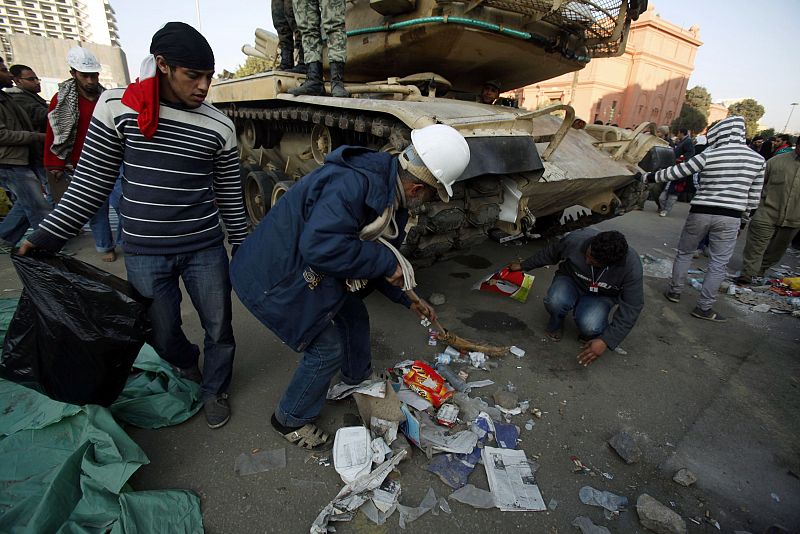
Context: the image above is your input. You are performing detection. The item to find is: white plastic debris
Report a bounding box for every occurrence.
[510,346,525,358]
[311,450,407,534]
[333,426,373,484]
[326,379,386,400]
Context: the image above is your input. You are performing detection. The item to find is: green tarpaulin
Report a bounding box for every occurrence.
[0,298,205,533]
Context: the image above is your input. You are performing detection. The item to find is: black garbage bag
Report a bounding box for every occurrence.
[0,252,151,406]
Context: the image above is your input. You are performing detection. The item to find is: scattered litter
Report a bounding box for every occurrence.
[607,431,642,464]
[641,254,674,279]
[449,484,496,509]
[326,379,386,400]
[636,493,687,534]
[429,292,446,306]
[370,417,399,445]
[493,389,519,410]
[403,360,453,408]
[506,381,517,393]
[474,267,535,302]
[333,427,373,484]
[420,424,479,455]
[468,351,487,369]
[548,498,558,511]
[689,278,703,290]
[614,346,628,355]
[438,497,451,514]
[436,404,459,427]
[572,516,612,534]
[396,385,433,411]
[435,363,470,392]
[483,446,546,511]
[466,379,494,389]
[454,392,502,422]
[234,448,286,476]
[531,407,542,418]
[306,452,331,467]
[771,492,780,503]
[428,328,439,346]
[525,419,535,431]
[672,468,697,487]
[752,303,771,313]
[569,456,614,479]
[398,487,438,529]
[579,486,627,513]
[361,479,401,525]
[426,447,482,488]
[370,437,392,464]
[510,346,526,358]
[310,450,407,534]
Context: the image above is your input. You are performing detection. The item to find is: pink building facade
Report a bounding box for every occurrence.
[518,5,702,129]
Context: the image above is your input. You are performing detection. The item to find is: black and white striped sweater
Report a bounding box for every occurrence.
[651,116,765,216]
[29,88,248,255]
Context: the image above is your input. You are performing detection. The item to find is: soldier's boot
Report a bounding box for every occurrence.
[330,61,349,98]
[277,46,294,71]
[288,61,325,96]
[288,41,307,74]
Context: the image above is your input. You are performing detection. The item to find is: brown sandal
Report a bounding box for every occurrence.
[272,415,331,450]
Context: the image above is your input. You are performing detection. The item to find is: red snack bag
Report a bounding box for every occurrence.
[402,360,453,408]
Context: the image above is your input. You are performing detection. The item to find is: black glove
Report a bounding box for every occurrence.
[231,244,239,258]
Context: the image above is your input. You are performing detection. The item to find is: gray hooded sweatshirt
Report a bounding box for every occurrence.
[651,115,765,218]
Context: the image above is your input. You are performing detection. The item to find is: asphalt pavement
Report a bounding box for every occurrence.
[1,201,798,533]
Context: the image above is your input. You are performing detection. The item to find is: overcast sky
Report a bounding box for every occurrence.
[112,0,799,131]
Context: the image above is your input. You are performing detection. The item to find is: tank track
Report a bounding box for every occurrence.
[221,104,411,152]
[221,104,643,266]
[222,103,506,264]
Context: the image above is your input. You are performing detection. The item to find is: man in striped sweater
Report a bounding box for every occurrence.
[20,23,248,428]
[637,116,765,322]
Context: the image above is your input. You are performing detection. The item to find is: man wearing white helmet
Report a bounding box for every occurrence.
[43,46,120,261]
[231,124,469,450]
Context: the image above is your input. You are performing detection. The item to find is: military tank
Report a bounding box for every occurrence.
[210,0,673,264]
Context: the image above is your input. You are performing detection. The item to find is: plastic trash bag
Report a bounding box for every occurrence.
[0,253,151,406]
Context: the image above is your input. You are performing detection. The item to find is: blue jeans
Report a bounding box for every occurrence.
[89,178,123,252]
[0,165,51,245]
[276,294,372,427]
[543,275,614,339]
[125,244,235,400]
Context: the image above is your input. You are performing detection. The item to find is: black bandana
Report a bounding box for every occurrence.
[150,22,214,71]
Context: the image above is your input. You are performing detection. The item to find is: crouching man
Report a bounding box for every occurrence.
[231,125,470,450]
[509,229,644,367]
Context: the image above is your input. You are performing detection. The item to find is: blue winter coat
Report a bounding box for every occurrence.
[230,146,410,352]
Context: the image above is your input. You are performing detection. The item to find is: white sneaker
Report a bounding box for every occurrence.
[659,211,667,217]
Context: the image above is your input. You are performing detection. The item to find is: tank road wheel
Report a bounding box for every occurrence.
[271,180,295,207]
[241,119,263,150]
[311,124,342,165]
[244,170,277,225]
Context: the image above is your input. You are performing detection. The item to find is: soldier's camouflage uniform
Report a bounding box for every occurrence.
[292,0,347,64]
[272,0,303,63]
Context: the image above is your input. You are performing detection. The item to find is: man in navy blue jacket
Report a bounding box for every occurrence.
[231,125,470,450]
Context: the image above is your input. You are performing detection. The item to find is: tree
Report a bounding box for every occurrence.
[757,127,775,139]
[685,86,711,116]
[233,56,272,78]
[671,103,707,134]
[728,98,765,138]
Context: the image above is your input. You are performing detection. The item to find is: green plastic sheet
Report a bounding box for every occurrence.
[0,298,205,533]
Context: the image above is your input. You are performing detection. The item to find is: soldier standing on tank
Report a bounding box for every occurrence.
[288,0,349,98]
[273,0,306,73]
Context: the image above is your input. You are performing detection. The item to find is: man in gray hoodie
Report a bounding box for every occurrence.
[510,228,644,367]
[637,116,765,322]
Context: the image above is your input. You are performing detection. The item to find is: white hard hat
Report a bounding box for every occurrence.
[400,124,470,203]
[67,46,101,73]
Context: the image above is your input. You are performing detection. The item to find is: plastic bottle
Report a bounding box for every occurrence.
[578,486,628,512]
[435,363,469,393]
[689,278,703,290]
